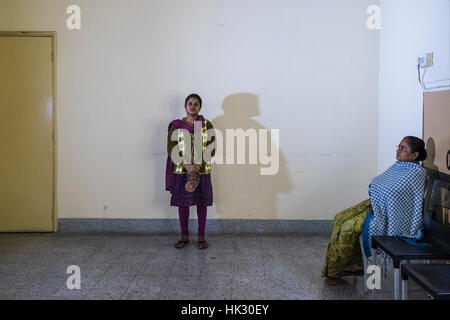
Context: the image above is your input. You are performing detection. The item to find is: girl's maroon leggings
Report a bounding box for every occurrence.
[178,206,207,237]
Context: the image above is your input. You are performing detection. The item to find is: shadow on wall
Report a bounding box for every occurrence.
[424,137,440,175]
[210,93,292,219]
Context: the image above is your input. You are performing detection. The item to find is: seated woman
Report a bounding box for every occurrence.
[322,136,428,285]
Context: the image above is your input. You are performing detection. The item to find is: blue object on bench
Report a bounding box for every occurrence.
[397,234,430,247]
[362,210,373,258]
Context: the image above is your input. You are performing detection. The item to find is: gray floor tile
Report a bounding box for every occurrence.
[201,261,237,277]
[0,288,18,300]
[158,275,200,300]
[121,274,166,300]
[52,287,88,300]
[83,287,128,300]
[230,274,269,300]
[0,232,435,300]
[0,273,35,290]
[195,274,234,300]
[14,284,62,300]
[91,274,136,291]
[194,286,233,300]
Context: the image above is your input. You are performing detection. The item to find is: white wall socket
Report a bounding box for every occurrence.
[426,52,433,67]
[418,52,434,68]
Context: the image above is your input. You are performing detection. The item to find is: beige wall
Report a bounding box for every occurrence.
[0,0,379,220]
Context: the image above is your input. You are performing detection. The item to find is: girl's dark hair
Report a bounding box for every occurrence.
[404,136,427,161]
[185,93,202,108]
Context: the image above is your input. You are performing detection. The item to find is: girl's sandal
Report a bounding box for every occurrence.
[175,239,189,249]
[197,239,208,249]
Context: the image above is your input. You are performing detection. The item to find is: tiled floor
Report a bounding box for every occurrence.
[0,232,430,300]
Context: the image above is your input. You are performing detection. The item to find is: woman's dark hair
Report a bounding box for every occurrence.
[185,93,202,108]
[404,136,427,161]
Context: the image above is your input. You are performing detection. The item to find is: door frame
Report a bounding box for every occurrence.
[0,31,58,232]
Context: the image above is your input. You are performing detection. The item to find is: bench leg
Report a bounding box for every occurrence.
[359,234,369,294]
[402,279,408,300]
[372,252,377,299]
[394,268,400,300]
[363,255,368,294]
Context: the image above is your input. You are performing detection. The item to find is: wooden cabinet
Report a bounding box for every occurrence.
[423,90,450,176]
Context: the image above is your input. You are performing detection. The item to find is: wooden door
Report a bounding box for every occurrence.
[0,33,56,231]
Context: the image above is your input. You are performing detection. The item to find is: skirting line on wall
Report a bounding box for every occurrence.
[58,219,333,234]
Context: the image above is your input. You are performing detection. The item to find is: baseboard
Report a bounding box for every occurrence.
[57,218,333,234]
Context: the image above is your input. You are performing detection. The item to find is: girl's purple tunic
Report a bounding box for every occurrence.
[165,115,213,207]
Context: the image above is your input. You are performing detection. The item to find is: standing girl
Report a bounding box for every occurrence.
[165,94,216,249]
